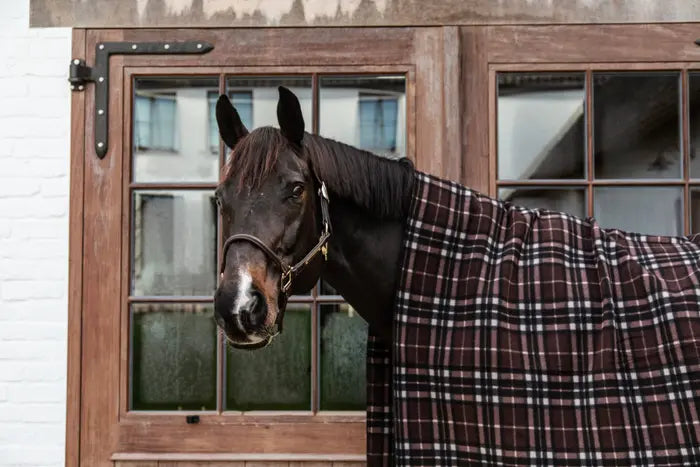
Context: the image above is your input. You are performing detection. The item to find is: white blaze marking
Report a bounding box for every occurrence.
[232,269,253,316]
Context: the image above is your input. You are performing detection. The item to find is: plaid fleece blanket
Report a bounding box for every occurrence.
[367,172,700,466]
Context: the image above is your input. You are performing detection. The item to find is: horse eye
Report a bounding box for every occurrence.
[292,184,304,198]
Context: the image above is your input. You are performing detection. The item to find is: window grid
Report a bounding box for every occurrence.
[128,72,378,415]
[496,68,697,237]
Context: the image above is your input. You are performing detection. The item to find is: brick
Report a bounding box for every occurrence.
[7,219,67,239]
[7,383,66,403]
[0,300,68,323]
[0,280,66,301]
[0,322,66,341]
[0,5,74,465]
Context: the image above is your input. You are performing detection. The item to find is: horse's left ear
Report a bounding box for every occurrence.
[277,86,305,146]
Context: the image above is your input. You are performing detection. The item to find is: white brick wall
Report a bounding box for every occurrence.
[0,1,71,466]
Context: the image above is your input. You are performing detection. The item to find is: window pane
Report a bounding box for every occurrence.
[320,75,406,158]
[130,303,216,410]
[594,187,682,235]
[225,76,312,132]
[319,303,367,410]
[497,72,586,180]
[133,77,219,183]
[131,190,216,296]
[593,72,681,179]
[498,187,586,218]
[225,304,311,411]
[690,73,700,178]
[690,188,700,233]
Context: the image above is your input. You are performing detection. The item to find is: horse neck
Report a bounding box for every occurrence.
[306,136,413,343]
[321,199,403,343]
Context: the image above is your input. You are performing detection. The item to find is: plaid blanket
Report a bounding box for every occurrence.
[367,172,700,466]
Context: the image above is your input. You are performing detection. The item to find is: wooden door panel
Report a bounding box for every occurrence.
[72,26,457,466]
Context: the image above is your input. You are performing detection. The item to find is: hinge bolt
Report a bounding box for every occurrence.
[131,44,137,50]
[98,77,104,83]
[197,43,203,49]
[164,44,170,49]
[98,109,104,115]
[97,142,104,148]
[73,59,80,65]
[78,85,84,91]
[99,44,104,50]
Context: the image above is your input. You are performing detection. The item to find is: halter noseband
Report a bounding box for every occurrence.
[219,181,332,349]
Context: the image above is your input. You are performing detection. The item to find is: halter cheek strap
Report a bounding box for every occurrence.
[220,181,332,348]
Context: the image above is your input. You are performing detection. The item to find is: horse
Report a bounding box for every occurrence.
[213,87,700,465]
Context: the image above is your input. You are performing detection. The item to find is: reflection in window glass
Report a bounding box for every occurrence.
[226,76,312,131]
[131,190,217,296]
[133,77,219,183]
[498,188,586,218]
[225,304,311,411]
[320,75,406,158]
[690,73,700,178]
[130,304,216,410]
[135,94,177,151]
[593,72,681,179]
[319,304,367,410]
[497,72,586,180]
[594,187,682,236]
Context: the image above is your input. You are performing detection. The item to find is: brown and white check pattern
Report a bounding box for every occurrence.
[367,172,700,466]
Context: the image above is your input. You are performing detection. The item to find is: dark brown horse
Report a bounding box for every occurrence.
[213,86,412,348]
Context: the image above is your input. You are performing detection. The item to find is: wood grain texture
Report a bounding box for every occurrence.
[442,26,463,183]
[414,28,444,178]
[114,29,415,68]
[115,462,157,467]
[460,27,490,193]
[80,28,126,467]
[485,24,700,64]
[66,27,86,467]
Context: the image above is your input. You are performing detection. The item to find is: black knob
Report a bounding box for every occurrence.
[186,415,200,424]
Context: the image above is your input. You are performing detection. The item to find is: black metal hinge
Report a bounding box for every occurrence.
[69,41,214,159]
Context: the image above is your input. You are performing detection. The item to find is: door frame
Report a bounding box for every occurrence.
[67,26,462,466]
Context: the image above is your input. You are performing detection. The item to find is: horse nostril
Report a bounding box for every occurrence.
[240,290,267,328]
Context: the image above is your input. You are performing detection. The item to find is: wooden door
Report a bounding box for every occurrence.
[67,26,462,467]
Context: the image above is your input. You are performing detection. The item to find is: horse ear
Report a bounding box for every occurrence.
[277,86,305,146]
[216,94,249,149]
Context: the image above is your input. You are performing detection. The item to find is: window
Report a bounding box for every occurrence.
[496,70,690,236]
[128,74,407,414]
[134,93,177,151]
[320,75,406,159]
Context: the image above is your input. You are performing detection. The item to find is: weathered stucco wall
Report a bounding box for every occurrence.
[31,0,700,28]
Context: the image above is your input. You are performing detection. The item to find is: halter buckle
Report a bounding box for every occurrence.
[321,244,328,261]
[281,271,293,294]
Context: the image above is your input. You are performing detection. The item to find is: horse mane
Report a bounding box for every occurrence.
[223,127,415,219]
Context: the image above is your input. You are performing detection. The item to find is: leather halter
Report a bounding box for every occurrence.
[220,181,332,349]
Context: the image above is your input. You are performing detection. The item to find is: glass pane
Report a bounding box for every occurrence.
[497,72,586,180]
[594,187,682,235]
[320,303,367,410]
[133,77,219,183]
[225,303,311,411]
[690,73,700,178]
[131,190,216,296]
[130,303,216,410]
[225,76,312,131]
[690,189,700,233]
[320,75,406,158]
[593,72,681,179]
[498,187,586,218]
